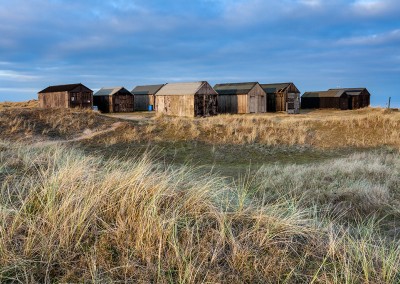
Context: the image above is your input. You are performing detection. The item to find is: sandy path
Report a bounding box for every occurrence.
[32,122,124,147]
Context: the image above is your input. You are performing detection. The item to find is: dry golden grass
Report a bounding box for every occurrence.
[0,100,38,109]
[96,107,400,149]
[1,107,399,149]
[0,142,398,283]
[0,108,116,141]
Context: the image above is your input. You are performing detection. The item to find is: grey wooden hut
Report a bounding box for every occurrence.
[38,83,93,109]
[260,82,300,112]
[131,84,165,111]
[301,88,371,110]
[214,82,266,114]
[93,87,133,113]
[155,81,218,117]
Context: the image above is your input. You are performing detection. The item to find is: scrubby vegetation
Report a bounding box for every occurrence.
[0,100,38,109]
[0,108,115,141]
[1,107,400,149]
[99,108,400,149]
[0,142,399,283]
[0,106,399,282]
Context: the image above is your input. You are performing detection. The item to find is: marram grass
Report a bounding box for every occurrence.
[0,142,399,283]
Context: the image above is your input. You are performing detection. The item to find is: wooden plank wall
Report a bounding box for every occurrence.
[218,95,238,113]
[134,94,155,111]
[248,84,266,113]
[237,94,248,113]
[38,92,69,108]
[156,95,195,117]
[114,94,134,112]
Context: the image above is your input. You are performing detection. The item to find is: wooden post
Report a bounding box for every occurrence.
[388,97,391,109]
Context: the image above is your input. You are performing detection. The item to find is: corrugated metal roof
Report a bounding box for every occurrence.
[131,84,165,95]
[260,82,291,93]
[39,83,91,93]
[93,87,130,97]
[156,81,215,96]
[213,82,258,95]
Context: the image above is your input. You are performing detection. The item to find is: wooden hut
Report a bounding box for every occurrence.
[214,82,266,114]
[301,88,371,110]
[38,83,93,109]
[155,81,218,117]
[260,82,300,112]
[93,87,133,113]
[131,84,165,111]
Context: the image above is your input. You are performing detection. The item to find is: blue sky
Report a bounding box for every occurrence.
[0,0,399,107]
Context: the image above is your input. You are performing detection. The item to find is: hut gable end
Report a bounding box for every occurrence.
[260,82,300,112]
[94,87,133,113]
[155,81,217,117]
[214,82,266,114]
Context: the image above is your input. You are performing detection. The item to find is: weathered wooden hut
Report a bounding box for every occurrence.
[214,82,266,114]
[301,88,371,110]
[131,84,165,111]
[93,87,134,113]
[155,81,218,117]
[38,83,93,109]
[260,82,300,112]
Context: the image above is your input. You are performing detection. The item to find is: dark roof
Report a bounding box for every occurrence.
[131,84,165,95]
[214,82,258,95]
[302,88,368,98]
[38,83,91,93]
[94,87,131,97]
[302,90,345,98]
[260,82,292,93]
[156,82,218,96]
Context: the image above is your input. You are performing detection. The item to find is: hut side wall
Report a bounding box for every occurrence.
[301,97,343,109]
[156,95,195,117]
[217,95,238,113]
[38,91,69,108]
[301,97,317,109]
[134,94,154,111]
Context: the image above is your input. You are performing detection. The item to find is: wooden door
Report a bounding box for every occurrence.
[250,95,256,113]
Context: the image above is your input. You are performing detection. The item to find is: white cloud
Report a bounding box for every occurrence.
[0,70,39,81]
[336,29,400,45]
[352,0,400,16]
[298,0,322,7]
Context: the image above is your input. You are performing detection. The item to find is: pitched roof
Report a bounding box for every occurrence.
[156,82,216,96]
[213,82,258,95]
[93,87,131,97]
[328,88,367,96]
[260,82,292,93]
[302,88,368,98]
[131,84,165,95]
[38,83,91,93]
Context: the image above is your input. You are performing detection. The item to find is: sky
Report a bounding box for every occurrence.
[0,0,399,107]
